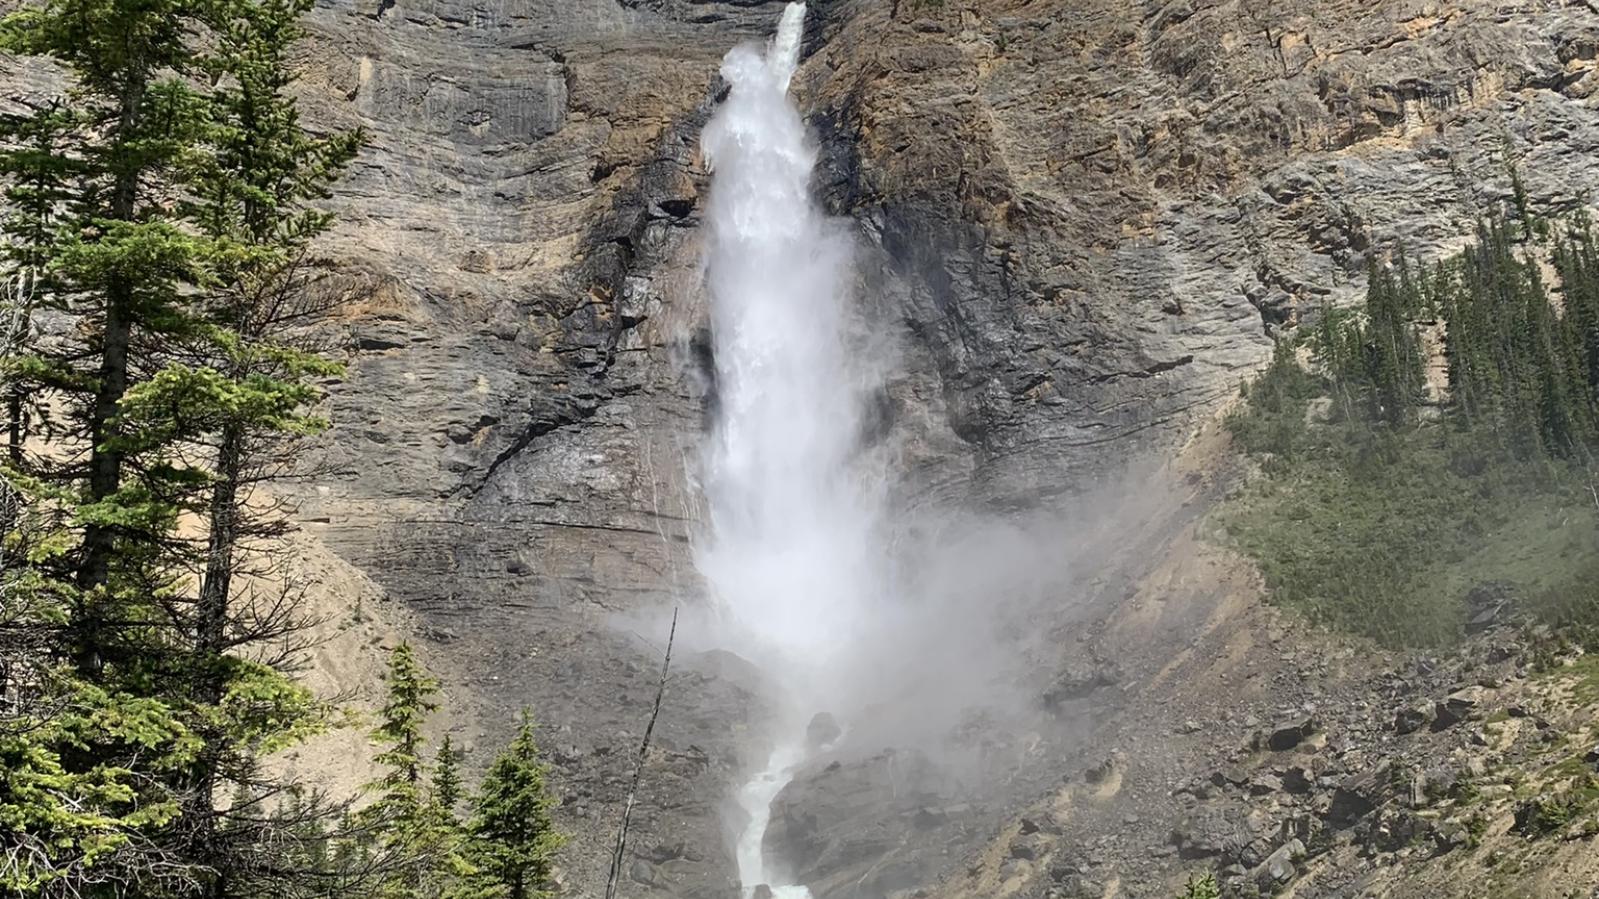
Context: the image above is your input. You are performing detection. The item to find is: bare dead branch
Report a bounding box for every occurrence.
[605,606,678,899]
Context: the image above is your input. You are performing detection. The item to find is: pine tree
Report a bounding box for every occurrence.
[1,0,216,663]
[437,734,465,816]
[1,0,219,891]
[468,711,565,899]
[363,643,472,899]
[149,1,361,891]
[2,0,362,892]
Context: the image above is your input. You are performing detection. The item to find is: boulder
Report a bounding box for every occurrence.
[1043,659,1122,707]
[1395,702,1434,735]
[1267,717,1319,752]
[1464,582,1516,633]
[1365,809,1428,853]
[1433,819,1472,852]
[1085,754,1123,786]
[1257,838,1306,886]
[1433,688,1485,730]
[1327,763,1391,828]
[629,859,657,885]
[1249,773,1285,796]
[1280,765,1315,795]
[806,712,842,750]
[1210,766,1252,789]
[1009,833,1048,861]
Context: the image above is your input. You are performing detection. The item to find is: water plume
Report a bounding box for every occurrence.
[696,3,883,894]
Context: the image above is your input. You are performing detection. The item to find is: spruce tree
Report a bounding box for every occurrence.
[469,711,565,899]
[437,734,465,816]
[1,0,217,891]
[370,644,438,809]
[0,0,216,659]
[2,0,362,893]
[363,643,472,899]
[1359,260,1427,427]
[151,0,360,891]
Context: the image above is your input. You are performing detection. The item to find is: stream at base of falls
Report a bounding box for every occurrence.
[734,741,813,898]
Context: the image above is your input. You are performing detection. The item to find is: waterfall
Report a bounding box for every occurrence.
[697,4,882,895]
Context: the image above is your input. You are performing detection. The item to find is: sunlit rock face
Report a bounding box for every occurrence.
[7,0,1596,895]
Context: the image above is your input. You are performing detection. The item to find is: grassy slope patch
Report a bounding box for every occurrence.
[1221,420,1599,647]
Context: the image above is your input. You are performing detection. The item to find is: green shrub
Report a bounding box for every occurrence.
[1179,871,1221,899]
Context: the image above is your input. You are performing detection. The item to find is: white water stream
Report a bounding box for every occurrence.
[696,4,883,896]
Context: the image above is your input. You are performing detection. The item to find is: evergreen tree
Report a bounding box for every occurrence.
[1,0,219,890]
[1553,216,1599,449]
[0,675,201,895]
[1,0,216,662]
[1,0,362,893]
[0,97,69,465]
[1231,194,1599,647]
[371,644,439,809]
[468,711,565,899]
[1358,258,1428,427]
[437,734,465,816]
[363,643,472,899]
[150,1,361,891]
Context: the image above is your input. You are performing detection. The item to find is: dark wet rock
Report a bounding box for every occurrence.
[766,749,968,897]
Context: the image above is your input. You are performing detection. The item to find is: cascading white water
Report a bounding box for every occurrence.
[697,4,883,896]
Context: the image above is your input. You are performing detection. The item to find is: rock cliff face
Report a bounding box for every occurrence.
[9,0,1599,895]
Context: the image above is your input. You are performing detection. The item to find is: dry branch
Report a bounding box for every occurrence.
[604,606,678,899]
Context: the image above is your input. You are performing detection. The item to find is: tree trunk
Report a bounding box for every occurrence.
[197,424,241,696]
[73,76,145,674]
[188,424,244,899]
